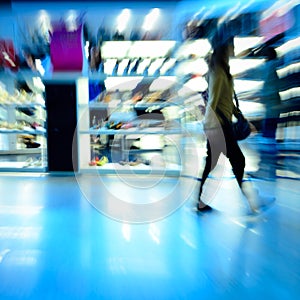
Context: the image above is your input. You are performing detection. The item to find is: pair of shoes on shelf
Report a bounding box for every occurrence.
[119,160,141,166]
[23,157,34,167]
[119,159,149,166]
[96,156,108,166]
[26,142,41,148]
[89,156,109,166]
[129,159,142,166]
[23,139,40,148]
[23,157,42,168]
[89,156,99,166]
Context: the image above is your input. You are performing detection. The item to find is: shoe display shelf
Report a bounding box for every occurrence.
[75,40,184,175]
[76,76,184,176]
[0,73,47,172]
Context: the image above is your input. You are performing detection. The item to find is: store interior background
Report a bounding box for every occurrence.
[0,0,299,178]
[1,1,300,300]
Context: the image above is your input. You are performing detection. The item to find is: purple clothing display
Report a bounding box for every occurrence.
[50,24,83,72]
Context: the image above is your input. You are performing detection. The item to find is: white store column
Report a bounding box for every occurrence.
[76,77,90,171]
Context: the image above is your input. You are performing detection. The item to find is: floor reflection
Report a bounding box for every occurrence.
[0,138,299,299]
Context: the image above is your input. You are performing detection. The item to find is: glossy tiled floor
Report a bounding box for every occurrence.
[0,139,300,300]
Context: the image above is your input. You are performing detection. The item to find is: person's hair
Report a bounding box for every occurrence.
[208,44,232,80]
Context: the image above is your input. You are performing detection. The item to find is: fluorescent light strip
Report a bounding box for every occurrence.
[279,87,300,101]
[101,41,132,59]
[234,79,264,93]
[277,61,300,78]
[175,39,211,59]
[128,41,176,58]
[276,37,300,57]
[234,37,264,56]
[104,76,143,91]
[230,58,265,75]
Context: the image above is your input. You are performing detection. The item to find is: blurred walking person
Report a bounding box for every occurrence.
[197,28,246,211]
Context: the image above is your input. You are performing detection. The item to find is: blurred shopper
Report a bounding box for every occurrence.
[197,28,246,211]
[247,46,282,180]
[260,47,282,139]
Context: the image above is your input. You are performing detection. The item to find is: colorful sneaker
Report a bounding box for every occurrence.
[97,156,109,166]
[89,160,97,166]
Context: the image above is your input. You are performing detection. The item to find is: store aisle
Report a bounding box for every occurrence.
[0,171,299,300]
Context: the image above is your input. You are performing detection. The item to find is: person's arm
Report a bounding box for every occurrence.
[203,72,223,129]
[208,71,223,111]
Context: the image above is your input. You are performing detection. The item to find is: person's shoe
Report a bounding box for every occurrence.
[196,200,212,212]
[242,185,260,213]
[242,184,275,214]
[197,204,212,212]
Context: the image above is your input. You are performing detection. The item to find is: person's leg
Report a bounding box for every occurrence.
[198,141,212,197]
[225,135,245,187]
[263,117,278,139]
[225,132,262,213]
[198,140,220,209]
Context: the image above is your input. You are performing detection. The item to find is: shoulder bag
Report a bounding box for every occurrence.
[232,91,251,141]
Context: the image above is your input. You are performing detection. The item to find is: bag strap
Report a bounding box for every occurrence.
[233,90,239,109]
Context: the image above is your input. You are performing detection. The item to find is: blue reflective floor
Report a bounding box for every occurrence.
[0,141,300,299]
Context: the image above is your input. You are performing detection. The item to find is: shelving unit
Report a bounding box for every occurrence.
[76,76,185,175]
[0,74,47,171]
[73,39,190,175]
